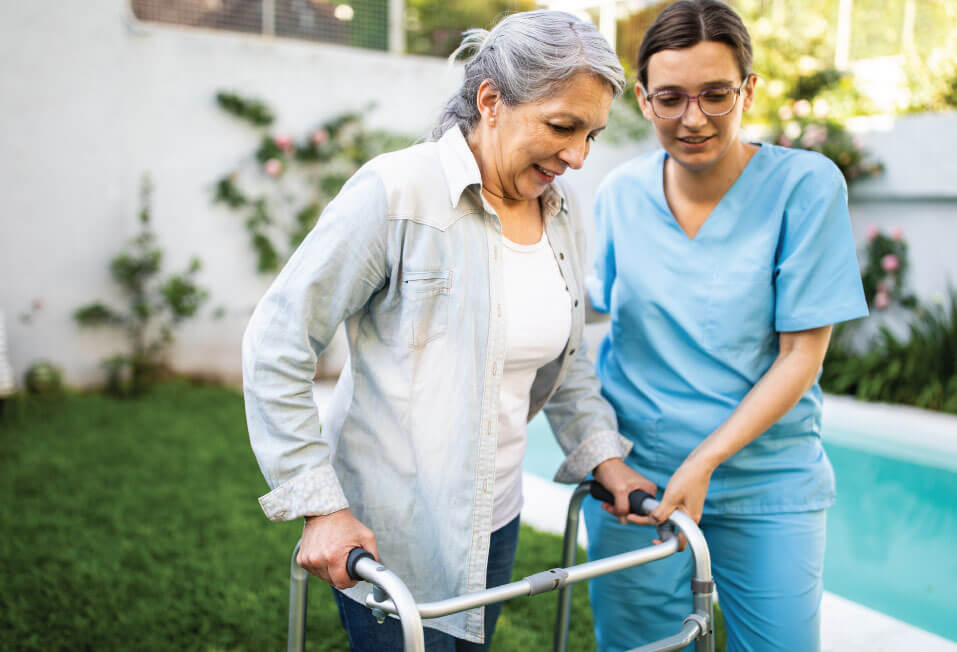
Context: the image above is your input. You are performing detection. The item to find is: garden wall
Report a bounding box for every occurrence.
[0,0,461,386]
[1,1,954,388]
[847,111,957,304]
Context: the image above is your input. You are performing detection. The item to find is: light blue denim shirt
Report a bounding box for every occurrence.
[243,126,631,642]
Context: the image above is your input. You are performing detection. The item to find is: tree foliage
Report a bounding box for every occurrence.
[405,0,537,57]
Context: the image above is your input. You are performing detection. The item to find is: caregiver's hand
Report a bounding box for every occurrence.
[647,456,713,526]
[628,456,714,550]
[297,508,379,589]
[593,457,658,525]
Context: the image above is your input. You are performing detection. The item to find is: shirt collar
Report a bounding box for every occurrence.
[437,126,482,208]
[436,126,568,220]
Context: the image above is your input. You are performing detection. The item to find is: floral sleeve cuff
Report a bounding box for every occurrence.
[258,465,349,521]
[553,430,633,484]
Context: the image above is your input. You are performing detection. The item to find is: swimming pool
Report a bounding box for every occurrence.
[521,412,957,642]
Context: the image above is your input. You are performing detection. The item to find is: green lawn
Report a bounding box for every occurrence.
[0,383,723,651]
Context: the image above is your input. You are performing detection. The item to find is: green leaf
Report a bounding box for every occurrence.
[213,176,247,209]
[215,91,275,126]
[161,276,208,319]
[74,303,124,327]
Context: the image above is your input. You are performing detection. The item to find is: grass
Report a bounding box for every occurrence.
[0,383,723,651]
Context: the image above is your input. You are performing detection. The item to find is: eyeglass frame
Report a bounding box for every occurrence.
[640,74,754,120]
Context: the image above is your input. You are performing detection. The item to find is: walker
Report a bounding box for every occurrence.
[287,482,715,652]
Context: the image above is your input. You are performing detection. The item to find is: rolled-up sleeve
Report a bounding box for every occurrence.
[243,166,390,521]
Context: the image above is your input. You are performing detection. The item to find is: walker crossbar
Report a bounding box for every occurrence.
[286,481,714,652]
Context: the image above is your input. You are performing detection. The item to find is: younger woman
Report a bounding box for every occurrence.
[586,2,868,650]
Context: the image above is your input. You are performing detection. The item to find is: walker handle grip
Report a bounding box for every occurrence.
[590,482,655,517]
[346,548,375,582]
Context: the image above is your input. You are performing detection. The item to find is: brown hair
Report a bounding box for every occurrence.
[637,0,752,89]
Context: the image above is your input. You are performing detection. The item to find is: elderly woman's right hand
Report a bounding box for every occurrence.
[298,509,379,589]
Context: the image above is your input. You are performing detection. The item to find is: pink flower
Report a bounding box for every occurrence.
[777,135,793,147]
[274,134,293,151]
[866,224,879,241]
[891,226,903,240]
[801,123,827,147]
[881,254,899,272]
[794,99,812,117]
[264,158,283,177]
[312,129,329,146]
[873,291,890,310]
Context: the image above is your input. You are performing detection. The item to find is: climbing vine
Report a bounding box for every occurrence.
[212,92,412,273]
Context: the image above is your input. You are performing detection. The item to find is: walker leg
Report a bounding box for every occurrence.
[693,591,714,652]
[288,539,308,652]
[554,483,592,652]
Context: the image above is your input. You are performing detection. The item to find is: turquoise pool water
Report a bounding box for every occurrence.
[522,414,957,642]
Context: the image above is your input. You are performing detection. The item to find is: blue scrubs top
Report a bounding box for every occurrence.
[589,144,868,515]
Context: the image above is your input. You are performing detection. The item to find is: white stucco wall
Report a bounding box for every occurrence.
[0,0,461,386]
[1,2,955,389]
[847,112,957,303]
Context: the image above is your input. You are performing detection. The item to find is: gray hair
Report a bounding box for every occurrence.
[432,10,626,140]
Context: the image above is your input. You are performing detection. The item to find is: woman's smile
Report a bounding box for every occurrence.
[531,163,563,183]
[676,134,716,150]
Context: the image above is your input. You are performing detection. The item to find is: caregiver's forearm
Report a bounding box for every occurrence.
[686,325,833,472]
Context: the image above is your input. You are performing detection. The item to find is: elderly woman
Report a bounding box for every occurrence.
[243,10,652,651]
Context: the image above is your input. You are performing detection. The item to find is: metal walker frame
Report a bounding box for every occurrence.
[287,481,714,652]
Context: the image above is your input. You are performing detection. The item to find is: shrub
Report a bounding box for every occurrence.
[822,291,957,413]
[74,177,208,396]
[858,225,916,311]
[23,361,64,397]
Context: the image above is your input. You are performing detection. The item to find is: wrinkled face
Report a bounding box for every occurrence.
[638,41,755,173]
[483,73,613,200]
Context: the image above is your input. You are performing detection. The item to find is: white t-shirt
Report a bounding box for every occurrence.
[492,230,572,530]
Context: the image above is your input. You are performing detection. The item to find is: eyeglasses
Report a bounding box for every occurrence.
[643,76,751,120]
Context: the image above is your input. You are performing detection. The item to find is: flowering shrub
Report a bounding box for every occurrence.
[818,224,957,413]
[213,93,411,273]
[771,117,883,183]
[859,225,916,311]
[768,96,883,183]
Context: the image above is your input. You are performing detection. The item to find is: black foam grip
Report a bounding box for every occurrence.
[346,548,375,581]
[589,482,655,516]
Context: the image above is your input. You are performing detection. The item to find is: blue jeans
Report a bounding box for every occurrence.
[584,499,827,652]
[334,515,521,651]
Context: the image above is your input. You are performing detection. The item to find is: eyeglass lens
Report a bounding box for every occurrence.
[652,88,738,119]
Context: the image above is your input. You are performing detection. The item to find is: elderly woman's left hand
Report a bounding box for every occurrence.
[592,457,658,525]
